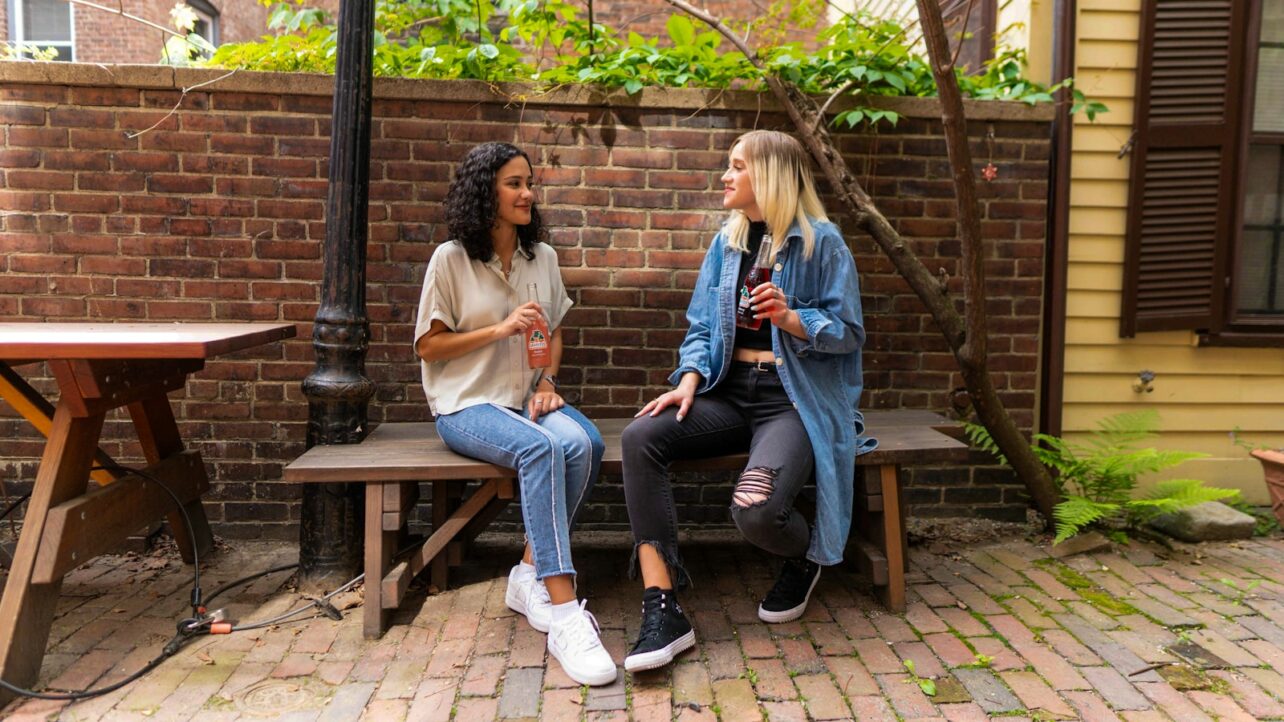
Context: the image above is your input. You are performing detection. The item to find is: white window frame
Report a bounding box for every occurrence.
[185,0,219,48]
[9,0,76,61]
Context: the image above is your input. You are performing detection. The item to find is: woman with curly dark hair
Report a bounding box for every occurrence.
[414,142,614,685]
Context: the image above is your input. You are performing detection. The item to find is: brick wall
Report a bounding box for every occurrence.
[0,62,1052,539]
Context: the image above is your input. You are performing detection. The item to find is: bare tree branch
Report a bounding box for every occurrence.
[915,0,1060,521]
[950,0,978,69]
[126,69,239,139]
[60,0,183,38]
[814,79,856,131]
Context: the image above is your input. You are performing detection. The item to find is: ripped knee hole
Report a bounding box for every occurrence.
[733,466,778,507]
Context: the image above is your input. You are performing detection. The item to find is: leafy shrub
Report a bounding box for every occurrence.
[207,0,1105,128]
[966,410,1238,543]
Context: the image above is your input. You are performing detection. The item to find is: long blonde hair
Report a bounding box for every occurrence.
[723,130,828,260]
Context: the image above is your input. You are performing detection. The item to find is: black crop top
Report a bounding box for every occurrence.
[734,221,774,351]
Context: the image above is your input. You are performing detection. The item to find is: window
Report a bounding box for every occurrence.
[1121,0,1284,344]
[186,0,220,49]
[1235,0,1284,320]
[8,0,75,61]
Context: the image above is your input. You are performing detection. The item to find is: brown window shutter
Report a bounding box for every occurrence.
[1121,0,1248,336]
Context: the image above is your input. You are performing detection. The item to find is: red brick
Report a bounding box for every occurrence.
[0,105,47,125]
[69,87,140,107]
[210,133,274,155]
[9,127,68,147]
[22,296,85,316]
[219,260,282,279]
[0,149,41,168]
[252,157,316,178]
[3,169,67,192]
[211,93,280,111]
[107,151,177,173]
[182,114,247,133]
[138,130,207,152]
[251,116,317,136]
[51,234,119,255]
[69,128,136,150]
[0,84,66,103]
[147,174,213,194]
[0,191,51,212]
[612,148,672,168]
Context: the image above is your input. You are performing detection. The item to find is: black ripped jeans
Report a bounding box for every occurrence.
[621,362,815,587]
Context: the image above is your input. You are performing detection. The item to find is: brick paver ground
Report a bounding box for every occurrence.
[3,532,1284,720]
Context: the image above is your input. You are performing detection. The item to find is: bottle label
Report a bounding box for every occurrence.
[528,329,548,351]
[737,286,753,312]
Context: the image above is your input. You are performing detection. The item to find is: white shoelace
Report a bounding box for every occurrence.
[530,579,551,607]
[556,601,606,654]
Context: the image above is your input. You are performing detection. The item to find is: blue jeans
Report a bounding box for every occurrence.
[435,403,604,580]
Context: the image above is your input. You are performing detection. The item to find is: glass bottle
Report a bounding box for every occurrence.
[525,283,551,368]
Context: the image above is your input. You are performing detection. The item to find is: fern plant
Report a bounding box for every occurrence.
[966,410,1238,543]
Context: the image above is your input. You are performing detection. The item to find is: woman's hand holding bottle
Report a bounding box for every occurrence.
[498,301,544,338]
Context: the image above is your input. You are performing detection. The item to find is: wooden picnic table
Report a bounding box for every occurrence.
[0,322,295,701]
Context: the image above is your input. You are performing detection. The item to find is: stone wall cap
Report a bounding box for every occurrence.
[0,60,1056,122]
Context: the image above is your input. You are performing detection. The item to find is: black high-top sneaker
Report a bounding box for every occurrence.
[758,558,821,623]
[623,587,696,673]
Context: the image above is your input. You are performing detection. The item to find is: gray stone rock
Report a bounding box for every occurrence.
[1149,501,1255,542]
[1049,530,1112,558]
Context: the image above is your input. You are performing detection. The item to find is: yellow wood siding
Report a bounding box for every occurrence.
[1060,4,1283,502]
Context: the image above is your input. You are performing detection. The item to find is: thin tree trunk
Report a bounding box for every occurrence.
[663,0,1061,523]
[913,0,1060,522]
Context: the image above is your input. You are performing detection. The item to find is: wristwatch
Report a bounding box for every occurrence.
[539,374,559,390]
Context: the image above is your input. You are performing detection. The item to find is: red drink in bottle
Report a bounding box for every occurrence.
[525,283,552,368]
[735,235,775,331]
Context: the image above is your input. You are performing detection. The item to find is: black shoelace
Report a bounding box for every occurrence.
[764,560,813,605]
[633,596,669,649]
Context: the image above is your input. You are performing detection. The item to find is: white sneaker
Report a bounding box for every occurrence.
[506,563,553,632]
[547,601,618,686]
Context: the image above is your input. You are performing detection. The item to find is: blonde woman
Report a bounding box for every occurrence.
[619,130,872,672]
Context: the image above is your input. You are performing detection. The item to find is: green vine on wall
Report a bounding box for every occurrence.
[206,0,1107,127]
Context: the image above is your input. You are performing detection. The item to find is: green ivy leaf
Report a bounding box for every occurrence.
[666,14,695,47]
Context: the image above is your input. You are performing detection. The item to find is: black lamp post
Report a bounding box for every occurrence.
[299,0,375,591]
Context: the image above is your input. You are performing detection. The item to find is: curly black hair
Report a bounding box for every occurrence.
[444,142,546,262]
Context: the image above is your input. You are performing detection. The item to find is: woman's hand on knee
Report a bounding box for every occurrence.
[529,390,564,421]
[637,387,695,422]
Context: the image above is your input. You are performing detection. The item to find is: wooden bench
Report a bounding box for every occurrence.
[284,409,968,638]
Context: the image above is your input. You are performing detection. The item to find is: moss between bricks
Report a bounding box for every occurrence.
[1051,565,1139,616]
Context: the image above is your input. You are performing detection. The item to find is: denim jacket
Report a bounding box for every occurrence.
[671,217,875,566]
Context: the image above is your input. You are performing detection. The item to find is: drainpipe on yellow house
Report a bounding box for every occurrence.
[1039,0,1075,438]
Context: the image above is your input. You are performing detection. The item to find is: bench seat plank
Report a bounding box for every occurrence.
[283,411,967,483]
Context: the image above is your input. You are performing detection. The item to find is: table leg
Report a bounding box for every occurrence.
[0,404,105,702]
[128,394,214,564]
[364,483,392,639]
[0,361,117,486]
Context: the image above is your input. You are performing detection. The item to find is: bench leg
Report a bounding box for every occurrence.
[364,482,393,638]
[430,482,450,592]
[876,464,906,613]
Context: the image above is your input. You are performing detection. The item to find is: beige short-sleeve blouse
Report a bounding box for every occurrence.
[415,240,573,416]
